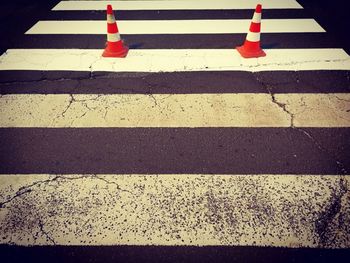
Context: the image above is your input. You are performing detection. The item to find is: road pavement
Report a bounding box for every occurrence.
[0,0,349,262]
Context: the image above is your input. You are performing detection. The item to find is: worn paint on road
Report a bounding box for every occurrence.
[0,93,349,127]
[0,174,349,247]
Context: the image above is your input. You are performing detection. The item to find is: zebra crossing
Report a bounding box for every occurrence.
[51,0,304,10]
[26,19,324,34]
[1,93,350,127]
[0,0,350,253]
[2,49,349,72]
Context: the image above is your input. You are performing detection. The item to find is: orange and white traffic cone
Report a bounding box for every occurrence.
[102,4,129,58]
[236,4,266,58]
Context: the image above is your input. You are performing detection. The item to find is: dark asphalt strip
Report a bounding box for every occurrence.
[43,9,310,20]
[1,245,350,263]
[0,128,348,175]
[0,70,349,94]
[0,0,60,55]
[13,33,336,49]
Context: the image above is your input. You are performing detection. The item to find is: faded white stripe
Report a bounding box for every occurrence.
[0,93,349,128]
[0,174,349,247]
[25,19,325,35]
[52,0,303,11]
[0,49,348,72]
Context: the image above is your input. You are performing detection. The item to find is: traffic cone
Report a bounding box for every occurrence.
[236,4,266,58]
[102,4,129,58]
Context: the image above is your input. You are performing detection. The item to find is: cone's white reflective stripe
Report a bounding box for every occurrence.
[252,12,262,23]
[246,31,260,42]
[107,32,121,42]
[107,14,116,24]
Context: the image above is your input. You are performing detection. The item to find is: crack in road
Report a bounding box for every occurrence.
[0,175,135,209]
[38,219,56,245]
[295,128,348,175]
[61,94,75,117]
[254,72,295,127]
[176,57,350,72]
[258,57,350,67]
[0,176,61,209]
[315,177,349,247]
[60,94,103,118]
[253,72,349,175]
[94,176,136,195]
[334,95,350,103]
[147,93,159,108]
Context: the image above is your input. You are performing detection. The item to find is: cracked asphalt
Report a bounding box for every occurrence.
[0,0,350,262]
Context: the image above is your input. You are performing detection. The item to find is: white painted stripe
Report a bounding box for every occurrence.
[25,19,325,35]
[0,93,349,128]
[252,12,262,23]
[246,31,260,42]
[107,32,121,42]
[52,0,303,11]
[0,49,349,72]
[0,174,349,247]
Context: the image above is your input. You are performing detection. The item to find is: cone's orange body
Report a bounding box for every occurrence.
[236,4,266,58]
[102,4,129,58]
[103,41,129,58]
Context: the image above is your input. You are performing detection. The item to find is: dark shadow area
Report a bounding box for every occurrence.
[0,0,60,54]
[261,42,280,49]
[297,0,350,53]
[128,42,145,49]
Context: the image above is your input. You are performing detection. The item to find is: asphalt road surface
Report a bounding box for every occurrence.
[0,0,350,262]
